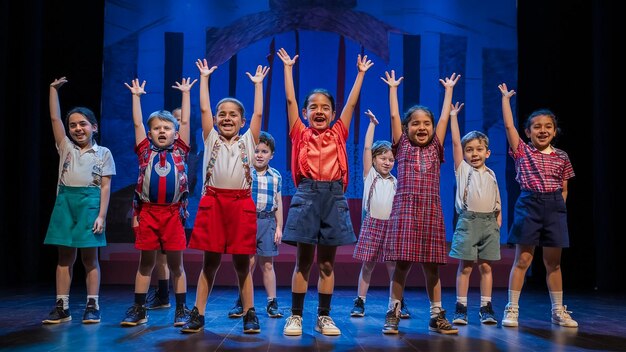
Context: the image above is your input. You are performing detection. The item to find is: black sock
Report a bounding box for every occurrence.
[175,293,186,307]
[135,293,147,306]
[291,292,306,316]
[157,279,169,298]
[318,293,332,316]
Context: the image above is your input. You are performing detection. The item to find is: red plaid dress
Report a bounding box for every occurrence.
[384,133,447,263]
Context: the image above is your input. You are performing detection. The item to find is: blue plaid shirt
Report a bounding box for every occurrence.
[251,166,282,212]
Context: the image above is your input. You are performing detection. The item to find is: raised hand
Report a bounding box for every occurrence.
[439,72,461,89]
[450,102,464,116]
[381,70,404,88]
[195,59,217,77]
[357,54,374,73]
[364,109,379,125]
[124,78,146,96]
[172,77,198,92]
[498,83,516,98]
[50,77,68,90]
[246,65,270,84]
[277,48,298,66]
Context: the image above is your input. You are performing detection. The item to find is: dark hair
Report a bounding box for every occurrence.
[371,140,392,159]
[259,131,276,153]
[303,89,335,111]
[525,109,560,134]
[461,130,489,149]
[147,110,179,130]
[216,98,245,118]
[401,105,434,130]
[65,107,98,140]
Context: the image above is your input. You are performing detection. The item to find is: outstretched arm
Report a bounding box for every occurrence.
[435,73,461,145]
[123,78,147,145]
[245,65,270,144]
[276,48,300,132]
[362,109,379,177]
[449,102,465,169]
[498,83,519,151]
[381,70,404,144]
[339,54,374,128]
[49,77,68,146]
[172,77,198,145]
[195,59,218,140]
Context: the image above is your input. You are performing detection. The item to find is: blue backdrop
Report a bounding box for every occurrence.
[100,0,517,243]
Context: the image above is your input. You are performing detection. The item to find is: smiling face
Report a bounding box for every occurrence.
[302,92,336,130]
[405,110,434,146]
[463,138,490,169]
[215,101,245,141]
[525,114,556,151]
[147,118,178,149]
[373,150,395,177]
[67,112,96,148]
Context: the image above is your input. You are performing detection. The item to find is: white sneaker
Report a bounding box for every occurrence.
[283,315,303,336]
[502,305,519,327]
[315,315,341,336]
[552,306,578,328]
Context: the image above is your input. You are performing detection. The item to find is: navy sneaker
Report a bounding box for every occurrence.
[400,298,410,319]
[453,302,468,325]
[120,304,147,326]
[174,304,191,327]
[82,298,100,324]
[350,297,365,317]
[42,299,72,324]
[243,307,261,333]
[145,288,170,310]
[479,302,498,325]
[228,297,244,318]
[382,306,400,334]
[428,310,458,335]
[266,298,282,318]
[181,307,205,333]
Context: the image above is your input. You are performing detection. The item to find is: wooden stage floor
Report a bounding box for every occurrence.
[1,284,625,351]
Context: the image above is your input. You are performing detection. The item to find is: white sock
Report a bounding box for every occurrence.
[267,297,275,302]
[358,295,366,303]
[480,296,491,307]
[456,296,468,306]
[57,295,69,310]
[87,295,99,310]
[507,290,520,309]
[549,291,563,311]
[430,301,442,318]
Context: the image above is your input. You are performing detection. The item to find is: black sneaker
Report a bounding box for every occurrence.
[400,298,410,319]
[479,302,498,325]
[452,302,468,325]
[181,307,205,333]
[42,299,72,324]
[120,304,147,326]
[350,297,365,317]
[228,297,244,318]
[174,304,191,327]
[243,307,261,334]
[382,307,400,334]
[428,310,458,335]
[266,298,282,318]
[145,288,171,310]
[82,298,101,324]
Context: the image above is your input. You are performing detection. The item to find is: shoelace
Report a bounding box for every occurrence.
[554,306,574,320]
[319,316,336,328]
[287,316,302,328]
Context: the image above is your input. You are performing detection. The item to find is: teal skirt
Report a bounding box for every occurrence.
[44,185,106,248]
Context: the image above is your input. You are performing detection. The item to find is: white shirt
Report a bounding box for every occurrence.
[362,166,396,220]
[454,160,501,213]
[202,128,255,189]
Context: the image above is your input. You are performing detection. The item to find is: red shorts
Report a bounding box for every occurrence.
[189,186,257,254]
[134,203,186,251]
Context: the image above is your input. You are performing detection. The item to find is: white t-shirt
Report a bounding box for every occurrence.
[57,136,116,188]
[362,166,396,220]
